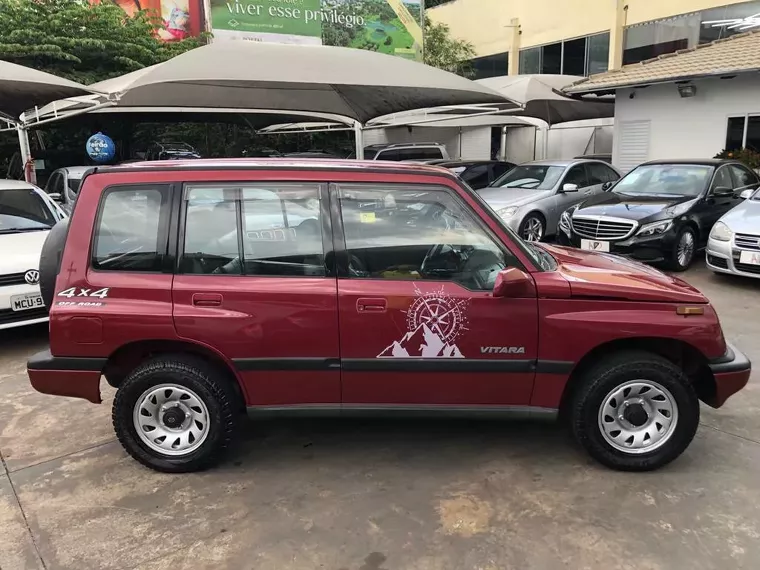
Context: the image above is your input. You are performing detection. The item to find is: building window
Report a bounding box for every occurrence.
[469,52,508,79]
[518,32,609,76]
[725,115,760,152]
[623,1,760,66]
[519,47,541,74]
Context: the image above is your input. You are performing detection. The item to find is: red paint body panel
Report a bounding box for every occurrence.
[30,160,747,413]
[338,279,538,405]
[28,369,102,403]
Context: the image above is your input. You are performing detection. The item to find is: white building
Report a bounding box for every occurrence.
[566,30,760,172]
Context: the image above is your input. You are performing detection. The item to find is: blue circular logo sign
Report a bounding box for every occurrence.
[86,132,115,163]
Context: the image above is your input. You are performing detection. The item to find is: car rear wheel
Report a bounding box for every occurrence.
[668,227,696,271]
[113,355,240,473]
[519,214,545,242]
[569,351,699,471]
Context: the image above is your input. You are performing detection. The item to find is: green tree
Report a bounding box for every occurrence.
[423,16,474,76]
[0,0,204,84]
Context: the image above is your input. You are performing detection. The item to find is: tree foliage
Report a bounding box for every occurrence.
[0,0,204,84]
[423,16,474,77]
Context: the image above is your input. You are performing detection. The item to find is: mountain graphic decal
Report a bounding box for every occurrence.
[376,285,469,359]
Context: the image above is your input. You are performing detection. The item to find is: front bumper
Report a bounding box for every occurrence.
[0,283,48,330]
[562,226,678,263]
[706,237,760,279]
[707,342,752,408]
[27,349,105,404]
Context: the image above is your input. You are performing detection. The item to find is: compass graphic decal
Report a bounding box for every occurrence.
[378,285,470,359]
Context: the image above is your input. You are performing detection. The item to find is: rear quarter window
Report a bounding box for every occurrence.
[91,185,171,272]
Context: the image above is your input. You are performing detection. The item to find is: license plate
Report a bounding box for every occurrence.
[581,239,610,252]
[739,250,760,265]
[11,293,44,312]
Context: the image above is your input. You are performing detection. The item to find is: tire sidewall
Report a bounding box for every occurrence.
[574,360,699,471]
[114,364,230,472]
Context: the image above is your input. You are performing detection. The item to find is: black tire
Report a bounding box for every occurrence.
[113,354,240,473]
[519,213,545,242]
[569,351,699,472]
[667,226,696,272]
[39,218,70,308]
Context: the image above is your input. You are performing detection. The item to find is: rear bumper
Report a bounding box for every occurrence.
[27,349,105,404]
[707,342,752,408]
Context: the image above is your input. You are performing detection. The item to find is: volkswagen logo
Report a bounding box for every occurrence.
[24,270,40,285]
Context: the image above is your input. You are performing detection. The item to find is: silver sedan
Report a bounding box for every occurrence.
[477,159,622,241]
[706,185,760,279]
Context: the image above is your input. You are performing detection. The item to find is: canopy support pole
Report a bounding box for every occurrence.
[500,126,508,161]
[354,122,364,160]
[17,126,36,184]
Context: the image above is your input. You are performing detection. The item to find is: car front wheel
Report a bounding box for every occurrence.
[113,355,240,473]
[668,227,696,271]
[569,351,699,471]
[519,214,545,242]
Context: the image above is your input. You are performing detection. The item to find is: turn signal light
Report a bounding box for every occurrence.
[676,306,704,316]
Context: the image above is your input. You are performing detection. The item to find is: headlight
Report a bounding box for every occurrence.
[710,221,733,242]
[559,209,572,228]
[636,219,673,237]
[497,206,518,218]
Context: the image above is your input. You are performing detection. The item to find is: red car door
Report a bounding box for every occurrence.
[172,181,340,407]
[333,181,539,407]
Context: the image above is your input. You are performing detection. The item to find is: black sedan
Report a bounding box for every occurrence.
[557,159,759,271]
[423,160,516,190]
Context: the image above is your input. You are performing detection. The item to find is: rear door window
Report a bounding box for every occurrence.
[92,186,170,272]
[180,183,326,277]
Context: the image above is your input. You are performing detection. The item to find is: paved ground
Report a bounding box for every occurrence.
[1,261,760,570]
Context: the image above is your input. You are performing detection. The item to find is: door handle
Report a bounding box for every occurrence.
[192,293,223,307]
[356,298,387,313]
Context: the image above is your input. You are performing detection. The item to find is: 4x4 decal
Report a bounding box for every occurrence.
[378,285,469,358]
[57,287,110,299]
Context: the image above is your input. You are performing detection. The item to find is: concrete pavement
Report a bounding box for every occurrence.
[1,263,759,570]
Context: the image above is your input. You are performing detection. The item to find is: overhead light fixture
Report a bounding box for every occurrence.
[677,84,697,98]
[702,13,760,31]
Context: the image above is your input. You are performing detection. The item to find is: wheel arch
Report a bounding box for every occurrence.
[103,339,247,408]
[558,336,715,418]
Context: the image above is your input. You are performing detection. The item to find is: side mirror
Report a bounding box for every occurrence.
[48,192,63,203]
[739,188,755,200]
[601,181,613,191]
[561,183,579,193]
[713,186,733,197]
[493,267,535,298]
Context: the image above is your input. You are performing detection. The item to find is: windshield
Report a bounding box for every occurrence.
[363,149,378,160]
[491,165,564,190]
[68,176,83,195]
[613,164,712,197]
[0,188,55,233]
[459,179,555,271]
[752,188,760,201]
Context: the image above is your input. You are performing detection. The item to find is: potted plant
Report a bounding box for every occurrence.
[714,148,760,175]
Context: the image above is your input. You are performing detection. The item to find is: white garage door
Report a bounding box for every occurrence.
[616,120,651,173]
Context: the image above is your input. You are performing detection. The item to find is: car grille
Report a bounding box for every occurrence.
[707,255,729,269]
[734,262,760,275]
[0,307,48,326]
[0,272,27,287]
[571,216,637,240]
[735,233,760,251]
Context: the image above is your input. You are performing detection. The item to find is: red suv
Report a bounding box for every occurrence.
[27,159,751,473]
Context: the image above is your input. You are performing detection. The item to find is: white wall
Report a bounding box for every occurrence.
[612,74,760,170]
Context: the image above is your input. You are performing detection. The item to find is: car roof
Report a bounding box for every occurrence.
[435,160,510,167]
[92,157,461,178]
[0,179,38,190]
[62,166,92,177]
[519,159,599,167]
[364,142,444,150]
[640,159,735,167]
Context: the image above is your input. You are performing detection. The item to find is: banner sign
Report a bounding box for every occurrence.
[208,0,423,60]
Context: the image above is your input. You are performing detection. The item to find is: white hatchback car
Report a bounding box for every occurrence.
[0,180,67,330]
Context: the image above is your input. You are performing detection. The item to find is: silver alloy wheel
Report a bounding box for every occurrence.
[677,231,695,267]
[598,380,678,454]
[523,217,544,242]
[133,384,210,456]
